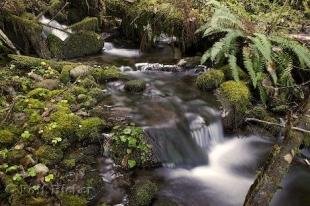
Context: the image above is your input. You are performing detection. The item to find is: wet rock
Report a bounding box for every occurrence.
[135,63,181,72]
[35,79,60,90]
[20,154,36,167]
[70,65,93,79]
[124,80,146,93]
[177,56,201,68]
[33,163,49,176]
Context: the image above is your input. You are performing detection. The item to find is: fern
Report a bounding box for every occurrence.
[243,47,258,88]
[228,54,240,81]
[271,36,310,69]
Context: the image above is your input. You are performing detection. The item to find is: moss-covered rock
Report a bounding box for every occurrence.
[59,193,88,206]
[125,80,147,93]
[8,54,77,72]
[35,145,63,166]
[92,66,123,83]
[218,81,250,111]
[62,158,76,169]
[69,17,99,32]
[0,130,15,145]
[196,69,225,90]
[27,88,51,100]
[48,31,103,59]
[77,117,105,141]
[130,180,158,206]
[60,65,74,84]
[64,31,103,59]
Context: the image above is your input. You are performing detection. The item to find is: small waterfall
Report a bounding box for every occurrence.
[187,113,224,151]
[103,42,141,58]
[39,16,71,41]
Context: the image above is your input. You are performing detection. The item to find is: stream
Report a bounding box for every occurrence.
[46,22,310,205]
[95,42,310,206]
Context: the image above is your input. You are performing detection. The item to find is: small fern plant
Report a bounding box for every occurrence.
[198,0,310,104]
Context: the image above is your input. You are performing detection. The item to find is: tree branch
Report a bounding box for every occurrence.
[245,117,310,134]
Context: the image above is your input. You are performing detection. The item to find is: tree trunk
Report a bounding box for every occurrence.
[243,129,303,206]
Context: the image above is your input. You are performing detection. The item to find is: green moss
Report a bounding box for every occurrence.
[27,88,51,100]
[77,76,99,88]
[59,193,88,206]
[35,145,63,166]
[219,81,250,111]
[130,180,158,206]
[47,34,64,59]
[92,66,123,83]
[196,69,225,90]
[69,17,99,32]
[89,88,105,101]
[0,130,15,145]
[125,80,147,93]
[9,54,77,72]
[77,117,105,141]
[63,31,104,59]
[7,149,27,164]
[62,158,76,169]
[60,65,74,84]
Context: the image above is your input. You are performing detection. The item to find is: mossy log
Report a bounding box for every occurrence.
[243,130,303,206]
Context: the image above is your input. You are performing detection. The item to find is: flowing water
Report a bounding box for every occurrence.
[76,41,310,205]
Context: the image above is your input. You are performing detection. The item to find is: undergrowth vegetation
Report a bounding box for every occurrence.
[198,0,310,107]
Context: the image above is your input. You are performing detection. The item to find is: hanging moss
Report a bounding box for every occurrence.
[69,17,99,32]
[196,69,225,90]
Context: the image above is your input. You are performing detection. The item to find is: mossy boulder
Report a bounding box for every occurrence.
[69,17,99,32]
[48,31,104,59]
[125,80,147,93]
[196,69,225,90]
[92,66,123,83]
[77,117,106,141]
[0,130,15,145]
[8,54,77,72]
[59,193,88,206]
[218,81,250,111]
[60,65,74,84]
[35,145,63,166]
[27,88,51,100]
[130,180,158,206]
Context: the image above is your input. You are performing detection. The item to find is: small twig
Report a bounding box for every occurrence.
[245,118,310,134]
[38,22,71,34]
[48,1,70,24]
[1,98,18,125]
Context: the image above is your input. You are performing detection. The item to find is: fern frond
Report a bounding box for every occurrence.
[201,49,211,64]
[228,54,240,81]
[271,36,310,69]
[243,47,258,88]
[252,33,272,62]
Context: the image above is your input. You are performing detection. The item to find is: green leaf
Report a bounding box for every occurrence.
[13,174,23,182]
[123,128,132,135]
[21,131,31,140]
[44,174,54,183]
[128,159,136,168]
[128,137,137,147]
[27,167,37,177]
[228,54,240,81]
[6,165,18,173]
